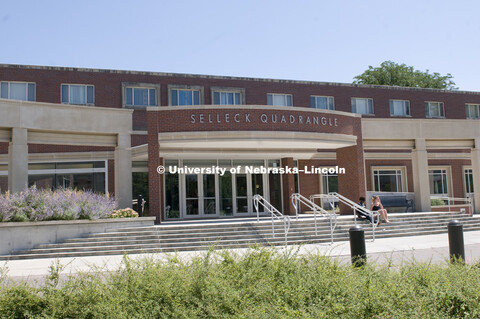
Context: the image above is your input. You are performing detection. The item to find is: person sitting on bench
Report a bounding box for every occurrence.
[357,196,375,223]
[371,195,390,223]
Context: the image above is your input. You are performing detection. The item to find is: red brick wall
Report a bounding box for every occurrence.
[281,157,296,215]
[2,65,480,132]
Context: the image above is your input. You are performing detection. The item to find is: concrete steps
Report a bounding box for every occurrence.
[1,212,479,260]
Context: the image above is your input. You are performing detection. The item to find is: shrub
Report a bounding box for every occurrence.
[431,198,446,206]
[110,208,139,218]
[0,187,118,222]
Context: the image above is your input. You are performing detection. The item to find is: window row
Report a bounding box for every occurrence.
[321,166,474,196]
[1,81,480,119]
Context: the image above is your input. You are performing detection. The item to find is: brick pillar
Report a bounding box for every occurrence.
[147,111,163,224]
[281,157,296,215]
[336,140,366,215]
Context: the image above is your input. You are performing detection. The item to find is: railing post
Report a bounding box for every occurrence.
[137,194,144,217]
[448,220,465,264]
[349,225,366,267]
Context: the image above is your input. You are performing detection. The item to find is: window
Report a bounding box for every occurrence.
[466,104,480,119]
[0,81,35,101]
[322,172,338,194]
[351,98,374,115]
[311,96,334,110]
[267,93,292,106]
[428,168,449,196]
[169,85,203,106]
[389,100,410,117]
[425,101,445,118]
[464,168,474,194]
[211,87,244,105]
[122,83,159,108]
[373,168,405,192]
[61,84,94,105]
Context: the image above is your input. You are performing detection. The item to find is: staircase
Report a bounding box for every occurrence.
[2,212,480,260]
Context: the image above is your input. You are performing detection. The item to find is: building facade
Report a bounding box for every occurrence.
[1,64,480,223]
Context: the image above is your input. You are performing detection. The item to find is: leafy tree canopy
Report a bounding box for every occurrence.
[353,61,457,90]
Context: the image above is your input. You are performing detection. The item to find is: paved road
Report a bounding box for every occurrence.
[1,230,480,283]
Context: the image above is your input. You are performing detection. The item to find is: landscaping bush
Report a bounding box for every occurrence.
[431,198,446,206]
[0,187,117,222]
[110,208,139,218]
[0,248,479,318]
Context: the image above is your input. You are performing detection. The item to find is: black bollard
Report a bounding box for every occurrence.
[349,225,366,267]
[137,194,144,217]
[448,220,465,264]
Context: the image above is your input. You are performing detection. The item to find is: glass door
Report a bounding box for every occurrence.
[219,172,233,216]
[185,174,199,216]
[203,174,217,216]
[235,174,249,214]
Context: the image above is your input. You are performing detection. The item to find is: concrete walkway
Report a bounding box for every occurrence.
[2,230,480,283]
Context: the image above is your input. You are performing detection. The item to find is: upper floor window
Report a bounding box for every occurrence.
[311,96,334,110]
[122,82,159,108]
[389,99,410,117]
[425,101,445,118]
[466,104,480,119]
[211,87,244,105]
[267,93,292,106]
[61,84,94,105]
[0,81,35,101]
[351,97,374,115]
[169,85,203,106]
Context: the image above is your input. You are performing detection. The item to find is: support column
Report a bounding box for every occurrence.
[8,127,28,193]
[114,133,132,209]
[281,157,296,215]
[411,138,431,212]
[336,141,366,215]
[471,138,480,214]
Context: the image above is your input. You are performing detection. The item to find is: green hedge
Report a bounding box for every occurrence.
[0,248,479,318]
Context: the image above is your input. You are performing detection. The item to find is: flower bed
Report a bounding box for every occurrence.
[0,187,132,222]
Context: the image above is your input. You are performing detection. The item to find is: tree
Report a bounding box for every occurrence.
[353,61,457,90]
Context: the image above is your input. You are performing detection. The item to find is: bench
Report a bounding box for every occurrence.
[378,195,414,212]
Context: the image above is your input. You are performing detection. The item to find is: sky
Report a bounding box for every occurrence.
[1,0,480,91]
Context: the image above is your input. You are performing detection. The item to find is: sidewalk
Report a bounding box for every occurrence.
[2,230,480,282]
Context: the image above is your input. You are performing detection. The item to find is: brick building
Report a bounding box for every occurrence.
[1,64,480,223]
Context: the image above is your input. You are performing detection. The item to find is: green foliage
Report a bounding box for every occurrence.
[431,198,446,206]
[353,61,457,90]
[109,208,139,218]
[0,248,479,318]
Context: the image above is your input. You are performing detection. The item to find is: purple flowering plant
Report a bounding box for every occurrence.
[0,187,118,222]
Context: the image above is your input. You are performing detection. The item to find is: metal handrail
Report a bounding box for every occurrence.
[430,196,473,215]
[290,193,337,244]
[252,194,290,245]
[310,192,380,241]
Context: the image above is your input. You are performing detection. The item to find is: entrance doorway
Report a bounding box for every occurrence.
[165,159,283,219]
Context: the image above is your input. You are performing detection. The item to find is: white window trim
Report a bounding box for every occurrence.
[351,97,374,115]
[211,86,245,105]
[168,84,204,106]
[463,166,474,195]
[371,166,408,192]
[465,103,480,119]
[311,95,335,110]
[425,101,445,118]
[122,82,160,108]
[428,166,452,197]
[267,93,293,107]
[1,81,36,101]
[389,99,411,117]
[61,83,95,105]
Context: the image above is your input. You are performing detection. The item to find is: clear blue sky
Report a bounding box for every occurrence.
[1,0,479,91]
